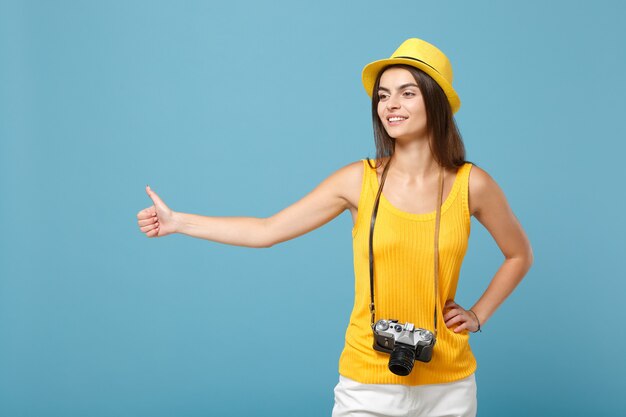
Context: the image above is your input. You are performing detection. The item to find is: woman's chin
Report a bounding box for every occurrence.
[385,130,429,143]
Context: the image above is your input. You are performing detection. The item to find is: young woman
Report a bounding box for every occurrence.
[136,38,533,417]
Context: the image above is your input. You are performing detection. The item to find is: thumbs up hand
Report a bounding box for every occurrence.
[136,185,177,238]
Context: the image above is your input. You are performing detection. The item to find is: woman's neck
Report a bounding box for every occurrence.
[388,140,440,183]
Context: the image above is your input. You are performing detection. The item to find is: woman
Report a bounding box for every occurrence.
[136,38,533,417]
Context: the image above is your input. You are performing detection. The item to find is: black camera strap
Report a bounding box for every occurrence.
[368,158,444,339]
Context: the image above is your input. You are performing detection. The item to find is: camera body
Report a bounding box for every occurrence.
[372,319,436,376]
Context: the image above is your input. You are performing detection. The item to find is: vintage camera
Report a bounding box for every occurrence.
[372,319,436,376]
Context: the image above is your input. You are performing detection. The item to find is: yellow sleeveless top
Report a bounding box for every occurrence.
[338,158,477,385]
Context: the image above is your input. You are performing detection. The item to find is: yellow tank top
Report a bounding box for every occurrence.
[338,158,477,385]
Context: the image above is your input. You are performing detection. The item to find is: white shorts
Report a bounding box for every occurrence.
[331,373,477,417]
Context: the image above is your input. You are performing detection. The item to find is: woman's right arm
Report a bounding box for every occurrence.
[136,161,363,248]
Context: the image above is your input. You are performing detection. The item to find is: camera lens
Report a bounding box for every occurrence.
[388,344,415,376]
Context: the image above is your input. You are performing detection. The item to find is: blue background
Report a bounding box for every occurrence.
[1,1,624,416]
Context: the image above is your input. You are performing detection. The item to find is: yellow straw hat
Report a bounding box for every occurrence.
[362,38,461,113]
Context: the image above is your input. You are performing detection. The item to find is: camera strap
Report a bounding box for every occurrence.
[368,158,444,339]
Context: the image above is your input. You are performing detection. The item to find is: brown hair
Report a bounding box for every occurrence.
[366,64,475,171]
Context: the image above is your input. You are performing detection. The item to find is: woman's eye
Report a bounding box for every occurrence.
[404,91,415,96]
[378,94,388,100]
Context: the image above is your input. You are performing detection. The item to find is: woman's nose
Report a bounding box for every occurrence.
[386,95,401,110]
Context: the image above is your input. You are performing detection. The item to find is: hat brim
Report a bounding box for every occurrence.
[362,58,461,114]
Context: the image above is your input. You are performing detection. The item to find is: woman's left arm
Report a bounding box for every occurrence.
[444,165,534,333]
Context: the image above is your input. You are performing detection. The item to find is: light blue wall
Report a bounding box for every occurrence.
[1,1,624,416]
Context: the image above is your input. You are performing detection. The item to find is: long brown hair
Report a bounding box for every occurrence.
[366,64,475,171]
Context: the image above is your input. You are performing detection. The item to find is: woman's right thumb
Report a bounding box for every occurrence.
[146,184,167,207]
[146,185,159,201]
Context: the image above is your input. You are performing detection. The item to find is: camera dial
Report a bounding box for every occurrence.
[417,330,433,342]
[375,320,390,332]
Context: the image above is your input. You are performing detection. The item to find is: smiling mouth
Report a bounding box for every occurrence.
[387,116,407,125]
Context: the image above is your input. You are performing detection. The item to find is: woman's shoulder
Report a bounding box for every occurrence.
[332,159,372,211]
[467,163,503,217]
[467,163,494,191]
[338,157,383,178]
[338,159,368,177]
[363,156,390,175]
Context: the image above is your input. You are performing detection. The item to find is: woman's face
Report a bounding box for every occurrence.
[376,67,428,141]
